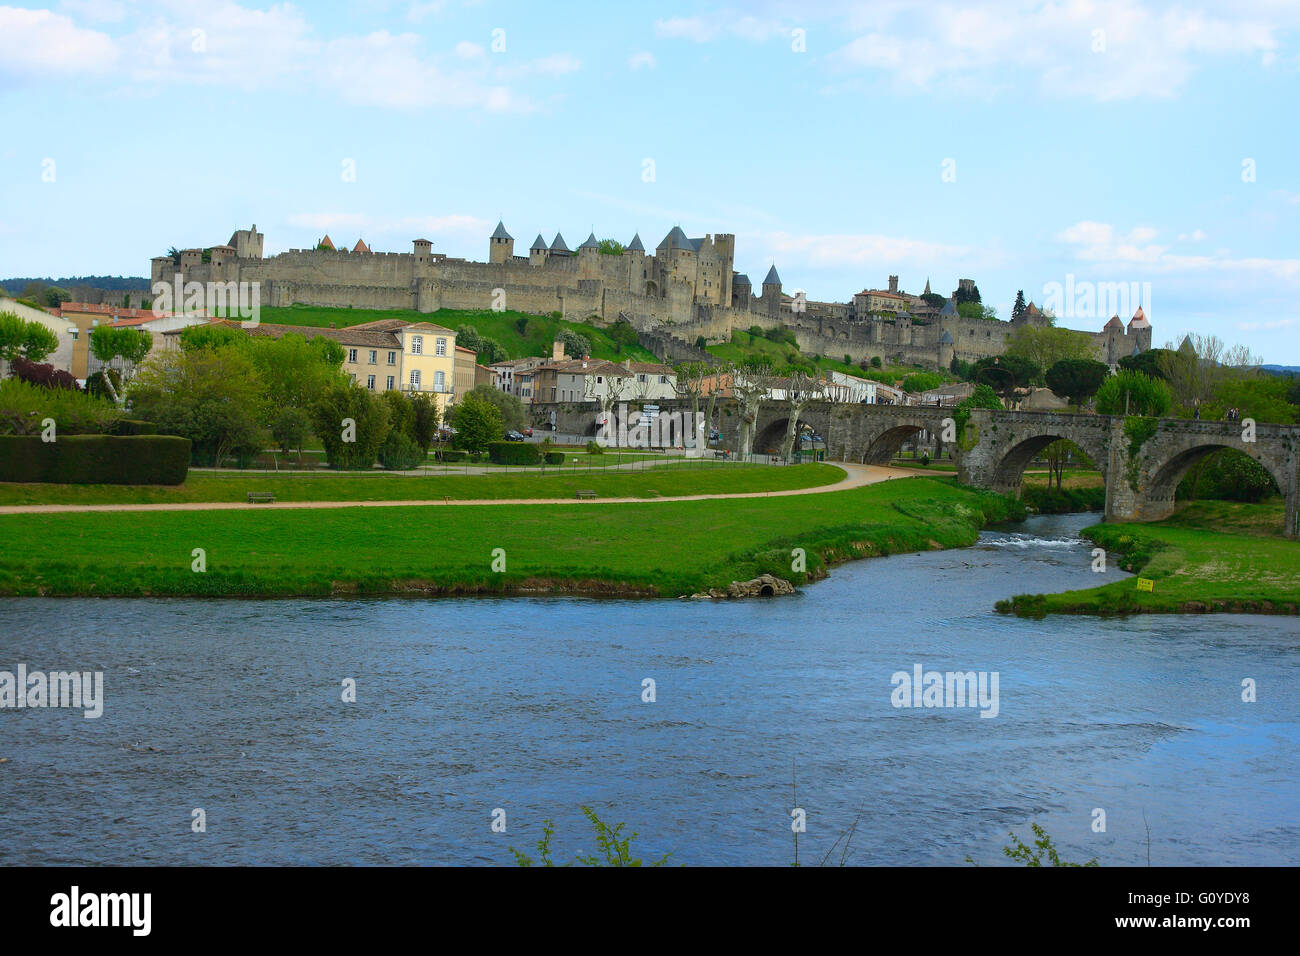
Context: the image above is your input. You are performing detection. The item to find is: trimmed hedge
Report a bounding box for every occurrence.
[438,449,469,462]
[0,435,191,484]
[488,441,540,465]
[111,419,159,435]
[544,451,565,465]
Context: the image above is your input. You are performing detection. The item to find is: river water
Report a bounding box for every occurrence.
[1,513,1296,866]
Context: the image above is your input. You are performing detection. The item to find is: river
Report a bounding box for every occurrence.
[1,513,1295,866]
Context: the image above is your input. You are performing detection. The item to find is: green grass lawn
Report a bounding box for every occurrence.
[0,477,1021,598]
[998,499,1300,616]
[253,305,659,364]
[0,462,841,506]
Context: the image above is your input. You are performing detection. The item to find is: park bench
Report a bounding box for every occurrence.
[713,449,731,459]
[247,492,276,505]
[575,490,597,499]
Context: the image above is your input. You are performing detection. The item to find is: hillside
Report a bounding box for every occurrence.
[252,305,660,364]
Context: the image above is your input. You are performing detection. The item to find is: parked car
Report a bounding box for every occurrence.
[505,430,526,441]
[522,426,533,437]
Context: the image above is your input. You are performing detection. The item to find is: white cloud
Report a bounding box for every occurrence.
[826,1,1292,101]
[627,51,657,70]
[0,6,118,76]
[1236,317,1297,331]
[1059,219,1300,279]
[59,0,126,23]
[1178,229,1208,241]
[454,41,485,59]
[654,13,786,44]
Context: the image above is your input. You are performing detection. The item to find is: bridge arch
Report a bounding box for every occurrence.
[1141,439,1288,517]
[989,430,1108,493]
[863,424,930,464]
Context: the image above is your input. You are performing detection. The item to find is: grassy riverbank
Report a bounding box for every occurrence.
[0,462,839,506]
[998,499,1300,617]
[0,476,1022,598]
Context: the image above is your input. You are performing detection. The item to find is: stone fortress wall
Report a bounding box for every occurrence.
[154,224,1152,370]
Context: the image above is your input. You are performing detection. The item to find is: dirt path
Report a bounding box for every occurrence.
[0,463,918,515]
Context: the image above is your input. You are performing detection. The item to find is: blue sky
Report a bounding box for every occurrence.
[2,0,1298,360]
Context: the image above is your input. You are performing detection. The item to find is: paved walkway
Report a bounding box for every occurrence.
[0,463,917,515]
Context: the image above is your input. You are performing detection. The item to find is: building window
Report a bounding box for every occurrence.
[411,335,423,355]
[435,337,447,356]
[386,375,395,390]
[387,351,396,364]
[366,375,375,389]
[409,369,421,390]
[368,350,377,364]
[659,375,668,383]
[348,348,358,363]
[434,370,445,392]
[638,374,647,382]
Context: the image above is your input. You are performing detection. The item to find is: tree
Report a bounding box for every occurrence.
[43,286,71,308]
[1118,347,1173,380]
[90,325,153,389]
[902,371,944,395]
[775,370,822,460]
[179,323,248,352]
[466,382,527,431]
[248,332,346,410]
[129,345,266,466]
[597,239,624,256]
[560,329,591,358]
[0,312,59,373]
[673,361,709,450]
[452,390,504,453]
[455,325,507,365]
[1095,370,1173,417]
[972,354,1041,399]
[1011,290,1027,322]
[1209,374,1297,424]
[270,406,310,458]
[731,358,772,458]
[1005,325,1094,371]
[409,392,440,454]
[953,283,981,306]
[310,382,391,469]
[952,383,1003,438]
[1045,358,1110,408]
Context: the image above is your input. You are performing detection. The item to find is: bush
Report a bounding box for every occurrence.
[110,419,158,435]
[1096,370,1173,417]
[437,448,469,462]
[487,441,540,465]
[12,357,79,391]
[378,430,425,470]
[85,368,122,400]
[1178,448,1278,502]
[544,451,564,465]
[0,434,190,484]
[586,440,603,455]
[0,378,122,436]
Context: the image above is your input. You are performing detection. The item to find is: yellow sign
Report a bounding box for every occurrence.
[1136,578,1154,592]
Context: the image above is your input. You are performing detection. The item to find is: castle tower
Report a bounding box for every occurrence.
[489,221,514,264]
[578,232,599,257]
[626,233,644,258]
[761,264,782,315]
[732,273,751,310]
[888,275,899,294]
[549,233,571,257]
[1127,306,1152,352]
[938,329,955,370]
[529,234,548,267]
[413,239,432,264]
[230,224,263,259]
[713,233,736,308]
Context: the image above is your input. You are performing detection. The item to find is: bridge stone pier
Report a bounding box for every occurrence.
[533,400,1300,537]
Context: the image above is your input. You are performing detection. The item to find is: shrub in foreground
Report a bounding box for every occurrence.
[0,434,190,484]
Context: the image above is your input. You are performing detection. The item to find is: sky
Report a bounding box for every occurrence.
[1,0,1298,360]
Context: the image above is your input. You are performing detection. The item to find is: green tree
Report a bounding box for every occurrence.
[1208,373,1297,424]
[1095,370,1173,417]
[596,239,624,256]
[464,382,526,431]
[0,312,59,370]
[1011,290,1027,322]
[179,323,248,352]
[90,325,153,387]
[407,392,440,454]
[560,329,591,359]
[129,345,265,466]
[270,406,310,458]
[1005,324,1094,371]
[1117,347,1174,380]
[1045,358,1110,408]
[43,286,71,308]
[310,382,391,469]
[451,390,504,453]
[902,371,945,394]
[972,354,1041,398]
[249,332,346,410]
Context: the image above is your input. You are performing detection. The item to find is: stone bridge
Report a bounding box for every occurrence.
[531,400,1300,536]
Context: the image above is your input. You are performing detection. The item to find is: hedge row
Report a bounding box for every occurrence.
[0,435,191,484]
[110,419,159,436]
[438,449,469,462]
[544,451,565,465]
[488,441,540,465]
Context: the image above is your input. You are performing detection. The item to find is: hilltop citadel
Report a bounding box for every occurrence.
[153,222,1152,369]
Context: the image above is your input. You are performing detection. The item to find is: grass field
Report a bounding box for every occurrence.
[0,477,1022,598]
[0,462,841,506]
[253,305,659,363]
[998,499,1300,616]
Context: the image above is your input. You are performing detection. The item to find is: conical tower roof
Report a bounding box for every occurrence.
[762,265,781,286]
[627,233,644,252]
[490,220,512,240]
[530,234,547,252]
